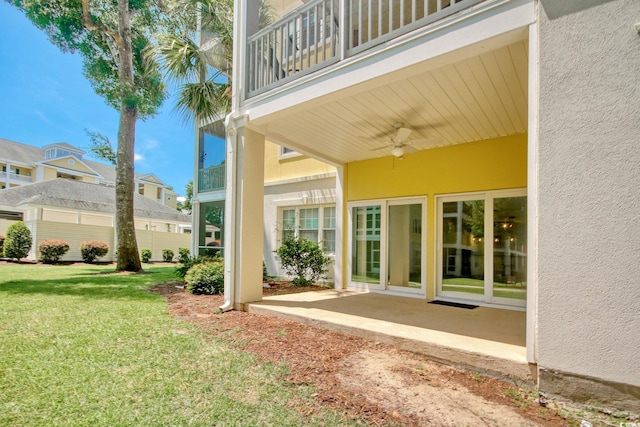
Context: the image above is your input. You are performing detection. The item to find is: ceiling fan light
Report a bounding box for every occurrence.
[391,146,404,158]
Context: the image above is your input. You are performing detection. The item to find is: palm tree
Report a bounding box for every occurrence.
[155,0,273,122]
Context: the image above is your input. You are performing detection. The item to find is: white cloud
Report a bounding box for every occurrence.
[134,153,144,162]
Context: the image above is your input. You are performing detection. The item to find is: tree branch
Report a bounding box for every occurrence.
[81,0,122,47]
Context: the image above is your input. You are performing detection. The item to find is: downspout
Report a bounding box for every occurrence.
[220,0,249,311]
[220,116,238,312]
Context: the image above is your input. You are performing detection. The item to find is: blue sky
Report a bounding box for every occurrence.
[0,2,195,196]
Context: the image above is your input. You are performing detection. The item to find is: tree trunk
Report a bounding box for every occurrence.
[115,0,142,272]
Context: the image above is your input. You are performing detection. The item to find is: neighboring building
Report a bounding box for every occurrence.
[0,138,179,208]
[193,0,639,412]
[0,179,191,262]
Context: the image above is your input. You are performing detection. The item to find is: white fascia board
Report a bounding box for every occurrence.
[243,0,534,123]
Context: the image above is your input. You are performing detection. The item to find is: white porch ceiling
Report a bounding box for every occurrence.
[250,39,529,165]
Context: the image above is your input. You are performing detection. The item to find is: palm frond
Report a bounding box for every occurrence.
[175,79,231,125]
[155,33,206,82]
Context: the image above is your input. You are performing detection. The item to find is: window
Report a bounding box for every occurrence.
[323,206,336,252]
[279,146,302,159]
[279,205,336,253]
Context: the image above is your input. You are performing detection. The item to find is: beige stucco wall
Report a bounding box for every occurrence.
[30,221,190,262]
[537,0,640,405]
[136,229,191,262]
[35,221,115,261]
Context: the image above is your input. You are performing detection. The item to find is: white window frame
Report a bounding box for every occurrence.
[278,204,336,254]
[435,188,527,310]
[278,146,303,160]
[347,197,427,298]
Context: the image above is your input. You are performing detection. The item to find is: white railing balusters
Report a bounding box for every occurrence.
[246,0,482,96]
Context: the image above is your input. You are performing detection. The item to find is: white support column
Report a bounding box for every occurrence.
[6,162,12,187]
[334,166,345,289]
[191,200,200,256]
[222,115,265,311]
[526,22,539,365]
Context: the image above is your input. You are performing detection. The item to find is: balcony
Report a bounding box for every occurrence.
[247,0,484,97]
[0,171,32,184]
[198,164,226,193]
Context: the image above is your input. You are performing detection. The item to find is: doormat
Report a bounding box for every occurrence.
[428,300,478,309]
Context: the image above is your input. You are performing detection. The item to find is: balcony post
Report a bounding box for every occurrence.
[339,0,347,60]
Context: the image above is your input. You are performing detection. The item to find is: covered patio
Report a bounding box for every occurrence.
[247,290,532,381]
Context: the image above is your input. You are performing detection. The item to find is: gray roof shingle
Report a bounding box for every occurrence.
[0,179,191,223]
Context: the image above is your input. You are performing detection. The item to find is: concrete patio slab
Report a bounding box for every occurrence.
[247,290,533,381]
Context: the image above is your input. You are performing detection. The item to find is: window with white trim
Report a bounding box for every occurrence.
[279,146,302,159]
[279,204,336,253]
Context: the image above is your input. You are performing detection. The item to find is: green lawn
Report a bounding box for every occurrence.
[0,264,351,426]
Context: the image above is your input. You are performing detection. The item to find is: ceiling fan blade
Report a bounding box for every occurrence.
[408,137,443,146]
[403,145,418,154]
[396,127,412,142]
[369,144,391,151]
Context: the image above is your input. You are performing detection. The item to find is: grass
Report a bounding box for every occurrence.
[0,264,353,426]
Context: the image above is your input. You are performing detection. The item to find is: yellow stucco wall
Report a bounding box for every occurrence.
[141,182,160,200]
[43,167,58,181]
[263,140,335,183]
[43,158,96,175]
[344,134,528,298]
[270,0,302,17]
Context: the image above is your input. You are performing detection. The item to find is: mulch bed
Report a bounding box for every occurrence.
[150,282,574,426]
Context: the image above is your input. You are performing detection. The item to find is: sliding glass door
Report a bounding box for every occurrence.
[437,190,526,308]
[349,198,425,295]
[351,205,382,286]
[387,202,423,291]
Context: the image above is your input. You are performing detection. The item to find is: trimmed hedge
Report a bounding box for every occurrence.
[141,249,152,263]
[162,249,174,262]
[0,234,4,256]
[178,247,190,264]
[4,221,32,261]
[185,261,224,295]
[39,239,70,263]
[80,240,109,263]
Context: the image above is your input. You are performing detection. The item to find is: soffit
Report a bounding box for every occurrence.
[252,39,528,165]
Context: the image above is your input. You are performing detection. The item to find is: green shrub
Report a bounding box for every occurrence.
[162,248,174,262]
[38,239,70,264]
[178,247,190,263]
[141,248,152,263]
[175,254,220,279]
[3,221,32,262]
[185,261,224,295]
[275,238,331,286]
[0,234,4,256]
[80,240,109,263]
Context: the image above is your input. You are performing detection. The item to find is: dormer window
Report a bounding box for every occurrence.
[44,144,85,160]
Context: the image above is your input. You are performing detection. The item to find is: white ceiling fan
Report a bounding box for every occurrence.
[368,122,441,159]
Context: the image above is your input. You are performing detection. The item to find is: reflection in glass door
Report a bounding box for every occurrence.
[492,196,527,302]
[351,206,381,284]
[441,200,485,299]
[438,191,527,308]
[387,203,422,290]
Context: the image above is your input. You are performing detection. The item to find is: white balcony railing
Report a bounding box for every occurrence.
[198,164,226,193]
[247,0,484,97]
[0,171,32,183]
[247,0,339,96]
